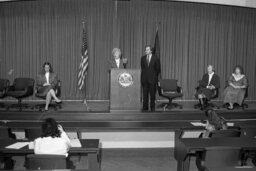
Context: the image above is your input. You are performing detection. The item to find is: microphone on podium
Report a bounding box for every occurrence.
[122,58,128,69]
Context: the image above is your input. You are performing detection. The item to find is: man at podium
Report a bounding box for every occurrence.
[141,45,161,112]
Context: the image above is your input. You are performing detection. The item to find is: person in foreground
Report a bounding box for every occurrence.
[141,45,161,112]
[223,65,248,110]
[34,118,71,156]
[196,109,228,171]
[201,109,227,138]
[36,62,62,111]
[195,65,220,110]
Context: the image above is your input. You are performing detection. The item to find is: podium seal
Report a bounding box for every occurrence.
[118,72,133,88]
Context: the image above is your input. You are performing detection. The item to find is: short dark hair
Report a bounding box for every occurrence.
[145,45,153,51]
[233,65,244,74]
[43,62,53,73]
[41,118,61,138]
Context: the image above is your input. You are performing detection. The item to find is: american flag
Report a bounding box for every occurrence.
[78,23,88,90]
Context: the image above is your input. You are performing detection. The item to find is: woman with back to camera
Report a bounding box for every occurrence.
[36,62,62,111]
[34,118,71,156]
[223,65,248,110]
[201,109,228,138]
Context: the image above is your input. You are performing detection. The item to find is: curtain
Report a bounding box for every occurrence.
[0,0,256,100]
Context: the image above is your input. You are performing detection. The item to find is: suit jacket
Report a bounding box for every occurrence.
[199,73,220,89]
[141,54,161,85]
[36,72,58,88]
[109,58,124,69]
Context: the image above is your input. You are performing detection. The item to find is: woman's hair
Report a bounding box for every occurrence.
[41,62,53,73]
[205,109,227,130]
[41,118,61,138]
[233,65,244,74]
[112,48,122,58]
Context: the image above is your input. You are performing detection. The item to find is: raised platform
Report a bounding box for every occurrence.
[1,101,256,148]
[0,101,256,130]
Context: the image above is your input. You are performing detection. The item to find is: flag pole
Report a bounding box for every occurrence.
[80,21,90,111]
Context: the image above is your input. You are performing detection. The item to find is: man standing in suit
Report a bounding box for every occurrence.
[141,45,161,111]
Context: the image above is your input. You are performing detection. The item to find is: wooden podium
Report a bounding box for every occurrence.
[110,69,141,110]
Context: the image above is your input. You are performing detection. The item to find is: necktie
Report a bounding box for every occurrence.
[147,55,150,66]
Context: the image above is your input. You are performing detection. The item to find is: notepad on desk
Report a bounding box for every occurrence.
[181,131,203,138]
[190,122,206,127]
[5,142,29,149]
[70,139,82,148]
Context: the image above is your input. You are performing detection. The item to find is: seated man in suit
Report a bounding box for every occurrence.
[195,65,220,110]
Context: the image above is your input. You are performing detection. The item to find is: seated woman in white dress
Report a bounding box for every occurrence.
[34,118,71,156]
[223,65,248,110]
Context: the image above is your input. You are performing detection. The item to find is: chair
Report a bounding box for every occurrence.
[241,128,256,137]
[240,128,256,166]
[0,127,16,139]
[196,147,241,171]
[0,79,9,108]
[194,80,219,110]
[34,80,62,111]
[209,130,241,138]
[25,154,67,170]
[6,78,34,111]
[158,79,183,110]
[25,128,41,139]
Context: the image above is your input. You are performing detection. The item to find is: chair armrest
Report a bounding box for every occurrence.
[55,80,61,97]
[7,85,15,91]
[35,85,43,94]
[26,86,34,95]
[177,86,182,93]
[157,84,163,96]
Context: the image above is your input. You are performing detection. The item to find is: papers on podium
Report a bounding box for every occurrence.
[70,139,82,148]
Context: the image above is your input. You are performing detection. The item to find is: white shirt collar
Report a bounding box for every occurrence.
[232,73,244,81]
[45,72,50,84]
[208,72,214,85]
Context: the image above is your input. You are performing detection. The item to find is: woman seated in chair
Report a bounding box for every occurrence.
[195,65,220,110]
[34,118,71,156]
[223,65,248,110]
[37,62,62,111]
[201,109,227,138]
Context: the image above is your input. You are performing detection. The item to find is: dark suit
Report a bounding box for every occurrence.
[141,54,161,111]
[196,73,220,99]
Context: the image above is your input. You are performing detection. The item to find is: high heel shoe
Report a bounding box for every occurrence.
[55,100,62,104]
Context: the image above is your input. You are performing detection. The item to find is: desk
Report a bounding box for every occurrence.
[0,139,100,171]
[174,137,256,171]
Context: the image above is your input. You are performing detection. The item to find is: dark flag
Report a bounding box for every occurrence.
[78,22,89,91]
[153,30,160,59]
